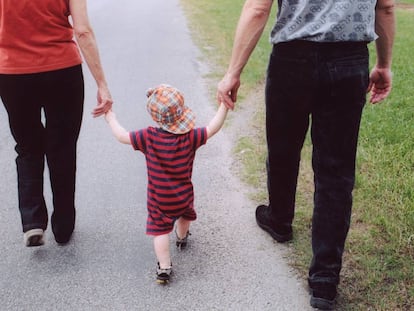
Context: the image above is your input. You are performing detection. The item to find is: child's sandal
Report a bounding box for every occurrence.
[156,262,172,284]
[175,230,190,249]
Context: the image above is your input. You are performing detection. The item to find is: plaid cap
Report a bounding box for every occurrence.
[146,84,195,134]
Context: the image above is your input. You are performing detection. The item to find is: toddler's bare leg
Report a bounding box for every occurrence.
[176,217,191,239]
[153,234,171,269]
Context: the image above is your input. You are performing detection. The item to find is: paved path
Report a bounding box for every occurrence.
[0,1,313,310]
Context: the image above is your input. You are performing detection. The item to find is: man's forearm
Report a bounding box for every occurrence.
[374,0,395,68]
[226,0,272,77]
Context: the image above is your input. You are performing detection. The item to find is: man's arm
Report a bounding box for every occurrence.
[104,111,131,144]
[70,0,113,117]
[368,0,395,104]
[206,103,228,139]
[217,0,273,110]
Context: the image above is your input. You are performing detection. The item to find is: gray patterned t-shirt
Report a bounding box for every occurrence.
[270,0,378,43]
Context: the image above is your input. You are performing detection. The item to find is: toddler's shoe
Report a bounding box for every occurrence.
[156,262,172,284]
[24,229,44,247]
[175,230,190,249]
[255,205,293,243]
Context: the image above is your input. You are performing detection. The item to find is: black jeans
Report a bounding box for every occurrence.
[0,65,84,235]
[265,41,369,286]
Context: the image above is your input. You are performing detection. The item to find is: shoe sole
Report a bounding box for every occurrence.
[156,278,170,285]
[156,273,171,285]
[310,296,335,310]
[24,229,44,247]
[256,219,293,243]
[55,234,72,245]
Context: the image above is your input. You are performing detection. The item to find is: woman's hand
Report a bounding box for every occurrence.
[92,86,113,117]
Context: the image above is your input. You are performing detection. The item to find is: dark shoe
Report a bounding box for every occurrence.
[310,283,337,310]
[52,221,74,244]
[175,230,190,250]
[54,232,72,245]
[51,210,75,245]
[156,262,172,284]
[24,229,45,247]
[255,205,293,243]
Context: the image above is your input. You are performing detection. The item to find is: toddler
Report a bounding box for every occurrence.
[104,84,228,284]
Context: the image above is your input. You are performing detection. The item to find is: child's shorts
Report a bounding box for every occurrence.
[146,205,196,236]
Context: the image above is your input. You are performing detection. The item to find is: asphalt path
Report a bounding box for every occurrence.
[0,0,313,310]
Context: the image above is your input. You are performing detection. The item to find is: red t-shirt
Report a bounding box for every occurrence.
[130,127,208,235]
[0,0,82,74]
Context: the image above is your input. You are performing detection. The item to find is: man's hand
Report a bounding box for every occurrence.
[367,66,393,104]
[217,73,241,110]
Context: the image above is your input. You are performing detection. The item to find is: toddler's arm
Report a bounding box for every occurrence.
[206,103,228,139]
[104,110,131,144]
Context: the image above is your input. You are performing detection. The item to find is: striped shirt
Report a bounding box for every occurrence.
[130,126,207,235]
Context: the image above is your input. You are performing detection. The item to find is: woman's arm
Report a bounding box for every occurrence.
[69,0,113,117]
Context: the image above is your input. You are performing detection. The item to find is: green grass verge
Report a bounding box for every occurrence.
[181,1,414,309]
[180,0,275,95]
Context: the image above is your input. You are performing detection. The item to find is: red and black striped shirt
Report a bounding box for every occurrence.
[129,127,207,234]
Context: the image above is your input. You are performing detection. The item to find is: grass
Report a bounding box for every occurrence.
[181,1,414,310]
[180,0,275,98]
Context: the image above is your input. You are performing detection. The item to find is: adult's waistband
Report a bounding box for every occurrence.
[275,40,369,50]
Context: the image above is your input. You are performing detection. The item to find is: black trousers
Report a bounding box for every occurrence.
[0,65,84,236]
[265,41,369,286]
